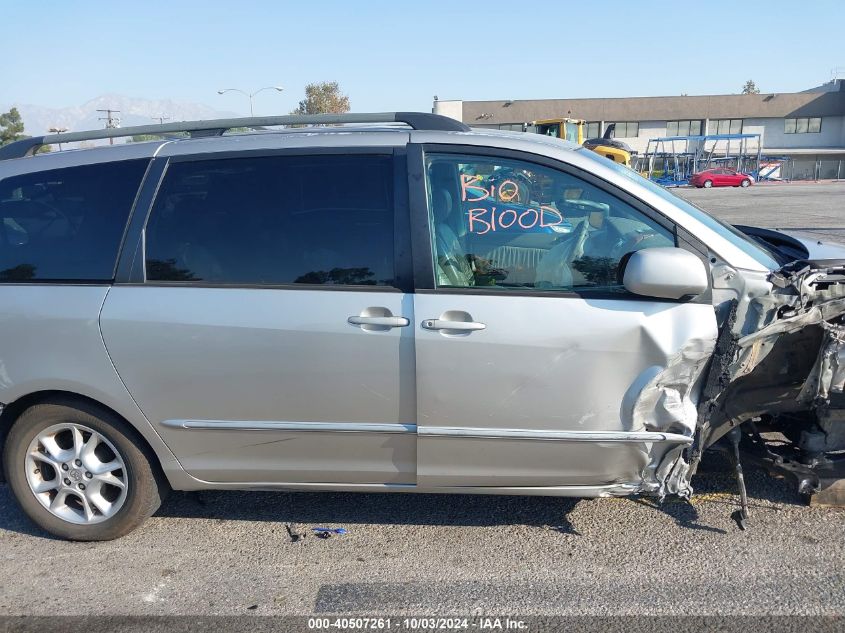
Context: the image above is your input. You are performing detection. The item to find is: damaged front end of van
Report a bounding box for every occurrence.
[645,255,845,522]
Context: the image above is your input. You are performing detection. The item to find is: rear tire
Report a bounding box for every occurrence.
[3,400,167,541]
[703,180,713,188]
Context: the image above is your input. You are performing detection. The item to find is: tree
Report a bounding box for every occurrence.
[290,81,350,115]
[0,107,25,146]
[0,107,50,153]
[742,80,760,95]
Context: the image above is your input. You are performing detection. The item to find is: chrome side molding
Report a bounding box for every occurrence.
[418,426,693,444]
[161,419,690,445]
[161,419,417,434]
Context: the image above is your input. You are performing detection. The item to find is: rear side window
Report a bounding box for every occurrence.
[0,160,148,281]
[145,154,395,287]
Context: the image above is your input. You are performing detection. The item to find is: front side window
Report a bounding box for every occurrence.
[0,160,148,281]
[577,149,782,270]
[425,153,674,292]
[145,154,395,286]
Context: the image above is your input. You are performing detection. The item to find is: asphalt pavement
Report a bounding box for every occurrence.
[2,182,845,618]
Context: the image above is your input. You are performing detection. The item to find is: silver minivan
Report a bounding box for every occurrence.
[0,113,843,540]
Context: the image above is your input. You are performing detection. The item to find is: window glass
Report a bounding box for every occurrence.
[667,120,702,137]
[496,124,523,132]
[585,122,601,138]
[145,154,394,286]
[536,123,561,138]
[578,148,782,270]
[425,153,675,292]
[796,117,809,134]
[711,119,742,135]
[808,117,822,133]
[785,118,797,134]
[612,122,639,138]
[0,160,148,282]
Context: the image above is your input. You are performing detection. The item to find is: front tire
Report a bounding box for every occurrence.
[703,180,713,188]
[740,179,750,188]
[3,400,167,541]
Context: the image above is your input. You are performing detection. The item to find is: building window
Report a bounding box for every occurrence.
[710,119,743,135]
[785,117,822,134]
[496,123,525,132]
[666,120,703,136]
[584,121,601,138]
[610,122,639,138]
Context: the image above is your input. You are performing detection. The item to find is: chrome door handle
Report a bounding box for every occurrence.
[422,319,486,331]
[347,316,409,328]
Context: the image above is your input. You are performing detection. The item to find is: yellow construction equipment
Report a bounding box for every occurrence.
[531,118,585,144]
[528,119,633,167]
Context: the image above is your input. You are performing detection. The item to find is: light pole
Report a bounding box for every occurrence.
[48,127,68,151]
[217,86,284,116]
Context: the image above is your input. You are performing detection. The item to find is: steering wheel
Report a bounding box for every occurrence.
[614,231,664,260]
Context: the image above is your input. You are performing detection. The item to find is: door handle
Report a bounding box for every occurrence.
[422,319,486,332]
[347,316,409,328]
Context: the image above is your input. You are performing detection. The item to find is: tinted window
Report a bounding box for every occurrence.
[0,160,148,281]
[145,154,394,286]
[425,153,674,292]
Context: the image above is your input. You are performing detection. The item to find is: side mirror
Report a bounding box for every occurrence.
[622,247,709,300]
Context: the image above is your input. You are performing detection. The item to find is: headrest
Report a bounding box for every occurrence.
[431,188,453,221]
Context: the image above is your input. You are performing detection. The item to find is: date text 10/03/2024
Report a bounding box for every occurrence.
[460,173,564,236]
[307,616,529,630]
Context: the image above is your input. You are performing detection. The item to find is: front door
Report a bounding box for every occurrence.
[411,148,717,489]
[101,150,417,485]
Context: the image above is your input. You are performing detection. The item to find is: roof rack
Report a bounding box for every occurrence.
[0,112,470,161]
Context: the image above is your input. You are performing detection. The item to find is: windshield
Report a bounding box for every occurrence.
[577,150,782,270]
[564,121,581,143]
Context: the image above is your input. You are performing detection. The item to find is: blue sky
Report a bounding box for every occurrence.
[2,0,843,114]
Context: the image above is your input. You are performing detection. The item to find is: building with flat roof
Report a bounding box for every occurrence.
[433,80,845,180]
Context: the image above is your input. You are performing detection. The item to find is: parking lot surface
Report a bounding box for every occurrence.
[2,183,845,617]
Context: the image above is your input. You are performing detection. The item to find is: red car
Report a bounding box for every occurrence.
[690,168,754,188]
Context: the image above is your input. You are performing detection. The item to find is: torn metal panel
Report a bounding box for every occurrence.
[625,335,715,497]
[642,259,845,502]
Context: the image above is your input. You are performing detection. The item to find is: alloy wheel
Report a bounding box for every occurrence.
[24,423,128,525]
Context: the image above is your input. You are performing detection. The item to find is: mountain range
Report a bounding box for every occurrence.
[2,94,238,136]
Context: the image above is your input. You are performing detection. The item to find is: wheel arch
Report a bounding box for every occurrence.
[0,390,171,489]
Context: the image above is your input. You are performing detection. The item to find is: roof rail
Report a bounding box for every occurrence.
[0,112,470,161]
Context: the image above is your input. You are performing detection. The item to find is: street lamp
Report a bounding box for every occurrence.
[217,86,284,116]
[48,127,68,150]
